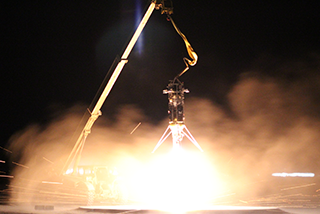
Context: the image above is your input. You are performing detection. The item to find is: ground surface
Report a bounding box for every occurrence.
[0,204,320,214]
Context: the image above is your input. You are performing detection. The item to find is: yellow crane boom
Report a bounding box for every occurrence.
[61,0,173,175]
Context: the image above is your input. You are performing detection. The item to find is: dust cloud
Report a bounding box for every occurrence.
[7,55,320,204]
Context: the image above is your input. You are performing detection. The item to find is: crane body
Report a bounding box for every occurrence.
[53,0,174,205]
[61,0,173,176]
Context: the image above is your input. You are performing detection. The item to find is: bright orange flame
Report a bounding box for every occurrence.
[128,148,225,211]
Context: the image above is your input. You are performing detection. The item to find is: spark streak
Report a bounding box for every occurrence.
[42,157,54,164]
[12,162,29,169]
[281,183,316,191]
[130,122,141,134]
[272,172,315,177]
[0,146,12,153]
[0,175,14,178]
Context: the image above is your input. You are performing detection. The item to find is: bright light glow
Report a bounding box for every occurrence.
[79,167,84,175]
[272,172,315,177]
[128,148,225,211]
[65,168,73,175]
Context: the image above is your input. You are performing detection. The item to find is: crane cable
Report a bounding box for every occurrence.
[168,15,198,81]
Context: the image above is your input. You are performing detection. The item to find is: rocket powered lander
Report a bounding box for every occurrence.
[152,79,203,153]
[152,15,203,153]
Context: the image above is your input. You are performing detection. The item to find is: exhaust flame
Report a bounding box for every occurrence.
[128,148,225,209]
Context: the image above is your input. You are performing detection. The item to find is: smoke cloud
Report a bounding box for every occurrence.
[8,55,320,205]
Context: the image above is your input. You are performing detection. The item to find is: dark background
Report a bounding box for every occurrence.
[1,0,320,166]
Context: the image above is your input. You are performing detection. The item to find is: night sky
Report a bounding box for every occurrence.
[2,1,320,152]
